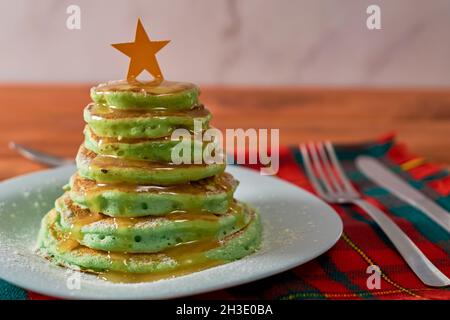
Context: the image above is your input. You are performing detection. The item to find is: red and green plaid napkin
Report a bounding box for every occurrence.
[1,134,449,300]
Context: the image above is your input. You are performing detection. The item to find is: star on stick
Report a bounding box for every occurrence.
[112,19,170,82]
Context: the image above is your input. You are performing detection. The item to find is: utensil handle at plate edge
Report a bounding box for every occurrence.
[353,199,450,287]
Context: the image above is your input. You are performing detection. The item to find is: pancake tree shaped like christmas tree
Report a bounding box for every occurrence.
[36,19,261,281]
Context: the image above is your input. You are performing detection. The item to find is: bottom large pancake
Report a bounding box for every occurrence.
[54,194,251,253]
[36,205,261,278]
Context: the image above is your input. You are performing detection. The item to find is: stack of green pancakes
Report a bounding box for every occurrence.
[36,80,262,282]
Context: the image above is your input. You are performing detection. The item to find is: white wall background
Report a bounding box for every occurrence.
[1,0,450,86]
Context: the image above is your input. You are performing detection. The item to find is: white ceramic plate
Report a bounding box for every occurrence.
[0,165,342,299]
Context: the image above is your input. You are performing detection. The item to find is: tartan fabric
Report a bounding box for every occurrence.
[1,135,449,300]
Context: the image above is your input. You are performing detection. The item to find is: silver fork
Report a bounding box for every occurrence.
[9,142,74,167]
[300,141,450,287]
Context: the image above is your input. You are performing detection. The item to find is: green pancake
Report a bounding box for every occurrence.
[36,76,263,282]
[90,80,199,110]
[84,103,211,139]
[76,145,226,185]
[36,206,261,274]
[83,126,207,162]
[55,195,251,253]
[69,173,237,217]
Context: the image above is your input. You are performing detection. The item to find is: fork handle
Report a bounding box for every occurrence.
[353,199,450,287]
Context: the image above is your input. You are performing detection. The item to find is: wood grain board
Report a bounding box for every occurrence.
[0,85,449,180]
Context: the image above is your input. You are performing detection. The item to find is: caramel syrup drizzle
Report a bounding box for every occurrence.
[87,103,209,120]
[71,172,236,197]
[94,80,197,95]
[54,196,245,247]
[99,240,223,283]
[58,195,242,235]
[49,206,244,283]
[79,145,213,170]
[51,80,243,283]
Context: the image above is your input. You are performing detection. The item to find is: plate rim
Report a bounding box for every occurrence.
[0,165,343,299]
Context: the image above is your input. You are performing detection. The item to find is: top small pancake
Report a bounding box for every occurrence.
[91,80,199,110]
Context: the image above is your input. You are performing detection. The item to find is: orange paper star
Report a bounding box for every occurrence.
[112,19,170,82]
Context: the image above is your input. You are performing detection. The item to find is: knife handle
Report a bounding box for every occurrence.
[353,199,450,287]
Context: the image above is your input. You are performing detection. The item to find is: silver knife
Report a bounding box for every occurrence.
[356,156,450,233]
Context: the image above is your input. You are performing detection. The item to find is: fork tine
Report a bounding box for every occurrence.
[300,143,329,200]
[324,141,359,197]
[316,142,344,194]
[9,142,73,167]
[307,142,336,196]
[306,142,450,287]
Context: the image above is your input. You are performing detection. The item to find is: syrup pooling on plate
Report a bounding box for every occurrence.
[39,198,261,281]
[98,238,224,283]
[99,239,225,283]
[45,207,255,283]
[54,195,249,255]
[48,209,223,265]
[98,260,223,283]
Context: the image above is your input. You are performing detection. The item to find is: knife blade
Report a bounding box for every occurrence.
[356,156,450,233]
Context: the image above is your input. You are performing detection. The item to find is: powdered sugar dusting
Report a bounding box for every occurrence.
[0,165,341,298]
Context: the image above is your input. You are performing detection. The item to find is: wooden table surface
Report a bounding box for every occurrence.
[0,85,449,180]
